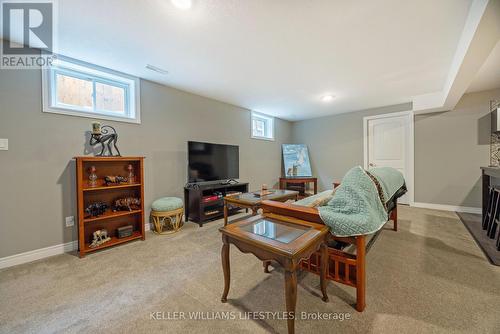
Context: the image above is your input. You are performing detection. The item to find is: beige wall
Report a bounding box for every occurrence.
[0,65,498,259]
[0,69,292,258]
[414,89,498,207]
[292,103,412,190]
[293,89,499,208]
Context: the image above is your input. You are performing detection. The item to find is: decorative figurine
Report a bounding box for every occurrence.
[84,202,108,218]
[113,197,141,211]
[104,175,128,186]
[89,229,111,248]
[89,123,121,157]
[88,166,98,187]
[127,164,135,184]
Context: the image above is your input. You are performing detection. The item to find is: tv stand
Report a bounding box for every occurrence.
[184,182,249,226]
[220,179,238,185]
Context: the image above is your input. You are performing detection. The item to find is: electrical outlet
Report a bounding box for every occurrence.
[65,216,74,227]
[0,139,8,150]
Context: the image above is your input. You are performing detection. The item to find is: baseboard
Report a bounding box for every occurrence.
[0,240,78,270]
[0,224,150,270]
[412,202,481,214]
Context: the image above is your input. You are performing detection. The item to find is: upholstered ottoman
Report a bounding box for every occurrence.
[151,197,184,234]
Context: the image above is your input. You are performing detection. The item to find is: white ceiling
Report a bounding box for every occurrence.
[43,1,478,120]
[467,41,500,93]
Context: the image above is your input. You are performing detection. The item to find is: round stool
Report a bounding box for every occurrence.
[151,197,184,234]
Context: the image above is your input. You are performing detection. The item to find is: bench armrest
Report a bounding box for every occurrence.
[261,200,323,223]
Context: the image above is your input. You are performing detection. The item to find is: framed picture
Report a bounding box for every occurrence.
[282,144,312,177]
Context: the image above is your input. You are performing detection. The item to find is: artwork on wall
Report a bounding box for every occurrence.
[282,144,312,177]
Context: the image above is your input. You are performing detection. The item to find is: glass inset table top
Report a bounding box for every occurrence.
[225,190,297,205]
[241,219,310,244]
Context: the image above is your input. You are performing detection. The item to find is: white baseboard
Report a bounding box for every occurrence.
[412,202,481,214]
[0,240,78,270]
[0,224,151,270]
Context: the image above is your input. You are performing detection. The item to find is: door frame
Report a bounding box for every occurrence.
[363,110,414,205]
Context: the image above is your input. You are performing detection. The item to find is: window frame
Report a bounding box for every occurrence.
[251,111,275,141]
[42,55,141,124]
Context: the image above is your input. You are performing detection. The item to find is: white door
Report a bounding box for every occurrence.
[365,112,413,205]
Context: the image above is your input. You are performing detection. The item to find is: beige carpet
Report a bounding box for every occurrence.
[1,206,500,334]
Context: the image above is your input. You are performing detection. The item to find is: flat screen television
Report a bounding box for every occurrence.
[188,141,239,183]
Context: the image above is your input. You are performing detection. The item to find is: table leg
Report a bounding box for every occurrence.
[284,270,297,334]
[320,243,329,302]
[221,241,230,303]
[314,180,317,195]
[223,201,228,226]
[263,260,271,273]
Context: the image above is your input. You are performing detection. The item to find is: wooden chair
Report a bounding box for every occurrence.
[261,199,398,312]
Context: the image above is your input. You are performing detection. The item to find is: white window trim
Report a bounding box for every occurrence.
[251,111,275,141]
[42,55,141,124]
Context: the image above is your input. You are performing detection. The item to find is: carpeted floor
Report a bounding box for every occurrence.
[1,206,500,334]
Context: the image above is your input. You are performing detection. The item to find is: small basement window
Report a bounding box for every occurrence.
[251,112,274,141]
[42,56,140,123]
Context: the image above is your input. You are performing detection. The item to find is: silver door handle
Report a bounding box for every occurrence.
[369,163,376,167]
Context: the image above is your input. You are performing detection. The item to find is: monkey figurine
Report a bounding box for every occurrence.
[89,125,121,157]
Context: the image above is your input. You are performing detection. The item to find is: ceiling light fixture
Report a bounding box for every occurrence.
[171,0,192,10]
[321,94,335,102]
[146,64,169,75]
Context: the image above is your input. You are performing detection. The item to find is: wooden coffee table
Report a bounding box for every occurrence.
[223,189,299,225]
[219,215,329,334]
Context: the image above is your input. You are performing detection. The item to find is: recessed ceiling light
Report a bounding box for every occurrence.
[146,64,169,75]
[321,94,335,102]
[171,0,192,10]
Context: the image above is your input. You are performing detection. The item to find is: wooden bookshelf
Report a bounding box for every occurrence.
[75,156,145,257]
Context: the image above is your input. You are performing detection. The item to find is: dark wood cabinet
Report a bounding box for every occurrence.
[184,182,249,226]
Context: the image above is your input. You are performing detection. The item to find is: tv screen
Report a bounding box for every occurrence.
[188,141,239,182]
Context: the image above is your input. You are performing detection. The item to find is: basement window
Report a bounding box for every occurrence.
[42,56,140,124]
[251,112,274,141]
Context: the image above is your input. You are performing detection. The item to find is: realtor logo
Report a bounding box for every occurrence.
[1,0,56,68]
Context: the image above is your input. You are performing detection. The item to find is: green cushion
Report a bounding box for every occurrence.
[152,197,183,212]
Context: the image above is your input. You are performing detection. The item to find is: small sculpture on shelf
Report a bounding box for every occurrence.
[89,229,111,248]
[113,197,141,212]
[88,166,98,187]
[127,164,135,184]
[84,202,109,218]
[104,175,128,186]
[89,122,121,157]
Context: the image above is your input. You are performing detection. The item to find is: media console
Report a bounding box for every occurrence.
[184,182,249,226]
